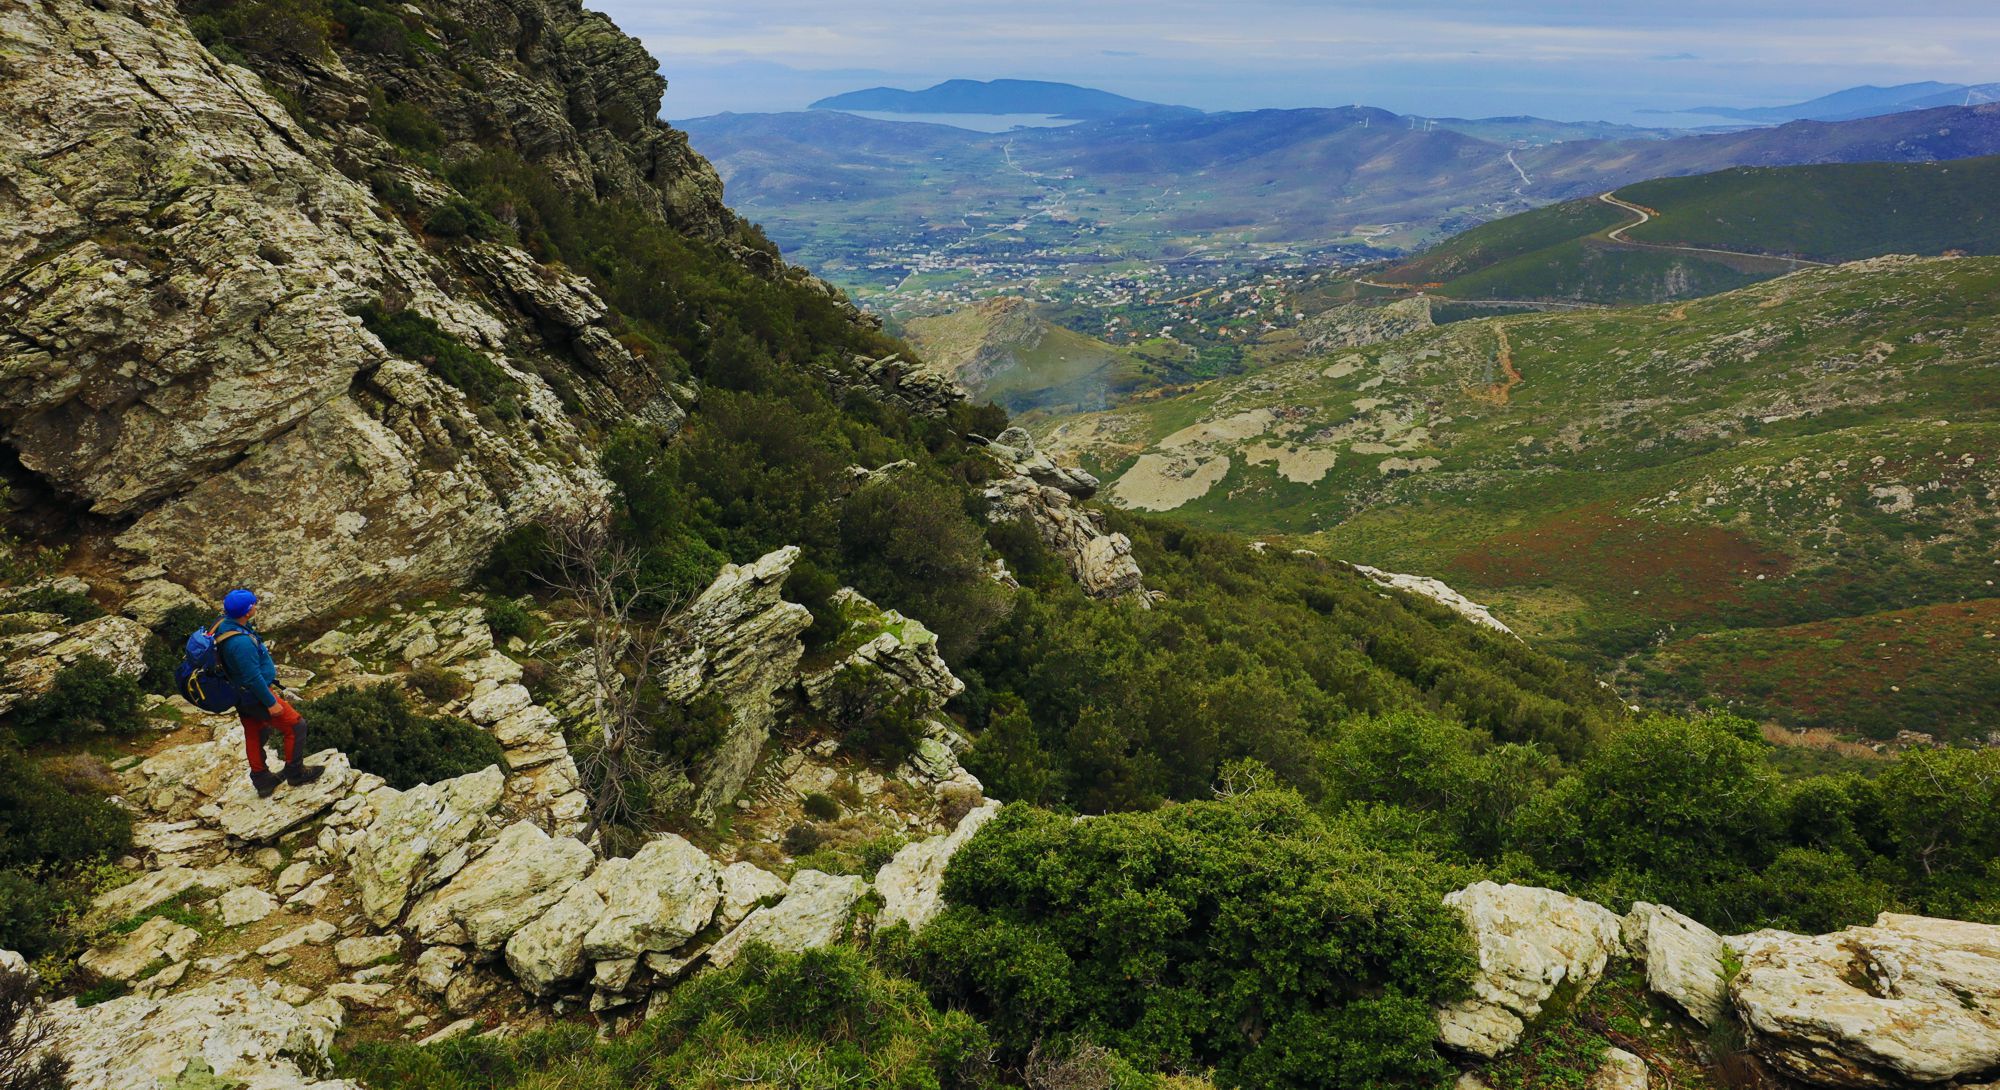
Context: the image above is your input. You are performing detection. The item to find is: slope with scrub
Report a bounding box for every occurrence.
[1045,256,2000,738]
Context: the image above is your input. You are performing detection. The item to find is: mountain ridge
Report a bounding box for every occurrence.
[810,78,1181,118]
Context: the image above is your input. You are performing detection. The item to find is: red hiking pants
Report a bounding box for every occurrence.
[241,697,303,774]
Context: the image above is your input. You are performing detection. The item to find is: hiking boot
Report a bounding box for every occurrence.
[284,761,324,787]
[250,769,282,798]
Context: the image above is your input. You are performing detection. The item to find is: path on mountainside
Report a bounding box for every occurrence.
[1505,150,1532,192]
[1597,192,1831,267]
[1469,323,1524,404]
[1349,277,1607,311]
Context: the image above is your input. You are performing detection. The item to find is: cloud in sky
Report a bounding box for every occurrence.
[601,0,2000,122]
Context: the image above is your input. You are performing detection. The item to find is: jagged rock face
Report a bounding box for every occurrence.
[1728,913,2000,1087]
[825,354,967,418]
[656,547,813,817]
[1622,902,1727,1027]
[981,430,1147,603]
[801,588,965,717]
[0,0,648,628]
[0,610,151,715]
[1436,881,1626,1058]
[38,978,348,1090]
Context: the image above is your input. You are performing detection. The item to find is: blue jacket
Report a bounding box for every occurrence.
[215,617,279,711]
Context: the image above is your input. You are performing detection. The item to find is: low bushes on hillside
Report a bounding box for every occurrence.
[0,749,132,960]
[912,792,1475,1090]
[300,685,504,790]
[338,944,994,1090]
[7,657,146,747]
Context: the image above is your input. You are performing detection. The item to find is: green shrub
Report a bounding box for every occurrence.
[9,657,146,746]
[374,97,444,153]
[1511,714,1780,925]
[423,197,501,241]
[819,664,928,767]
[0,751,133,873]
[916,793,1475,1089]
[358,302,523,420]
[480,597,536,647]
[301,685,504,790]
[478,525,558,597]
[0,870,71,963]
[801,791,840,821]
[338,944,993,1090]
[405,665,467,704]
[1,584,101,624]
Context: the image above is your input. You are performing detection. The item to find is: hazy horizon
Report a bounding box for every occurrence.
[590,0,2000,125]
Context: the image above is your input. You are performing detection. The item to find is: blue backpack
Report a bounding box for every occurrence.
[174,621,248,713]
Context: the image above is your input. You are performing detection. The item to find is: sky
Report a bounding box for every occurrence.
[588,0,2000,125]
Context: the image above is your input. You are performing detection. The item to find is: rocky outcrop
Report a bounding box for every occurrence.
[39,979,349,1090]
[875,799,1003,932]
[580,835,721,960]
[1,0,638,629]
[1352,565,1514,637]
[505,879,606,997]
[403,820,595,950]
[801,589,965,717]
[1622,902,1727,1027]
[0,605,151,715]
[1436,882,1626,1058]
[981,429,1147,603]
[656,547,814,817]
[1298,298,1434,353]
[704,870,867,970]
[1728,913,2000,1087]
[349,766,507,927]
[825,354,968,418]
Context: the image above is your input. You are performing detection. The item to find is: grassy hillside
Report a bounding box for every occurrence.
[1375,156,2000,305]
[897,298,1163,414]
[1042,256,2000,739]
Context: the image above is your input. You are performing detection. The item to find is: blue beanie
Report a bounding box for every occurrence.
[223,589,259,618]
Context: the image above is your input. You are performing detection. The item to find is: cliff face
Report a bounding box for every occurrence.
[0,0,775,626]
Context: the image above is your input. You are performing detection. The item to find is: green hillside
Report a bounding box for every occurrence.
[1043,256,2000,740]
[897,298,1163,414]
[1373,156,2000,305]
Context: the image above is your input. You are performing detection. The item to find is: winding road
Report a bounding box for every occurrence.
[1597,192,1830,267]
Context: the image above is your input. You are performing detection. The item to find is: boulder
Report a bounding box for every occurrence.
[581,835,722,959]
[704,870,865,970]
[218,886,279,927]
[1435,882,1626,1058]
[1590,1047,1648,1090]
[1622,902,1727,1027]
[875,799,1002,933]
[655,547,813,817]
[983,473,1146,604]
[349,766,506,926]
[1352,565,1514,637]
[79,916,200,981]
[404,821,595,950]
[413,946,468,997]
[257,920,336,957]
[333,935,402,969]
[39,978,344,1090]
[506,879,607,996]
[81,867,214,932]
[0,615,152,715]
[717,863,788,930]
[1729,912,2000,1086]
[215,750,356,842]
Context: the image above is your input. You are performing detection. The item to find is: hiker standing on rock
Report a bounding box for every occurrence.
[187,589,323,797]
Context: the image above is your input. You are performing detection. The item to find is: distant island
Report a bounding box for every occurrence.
[1679,80,2000,123]
[810,78,1183,119]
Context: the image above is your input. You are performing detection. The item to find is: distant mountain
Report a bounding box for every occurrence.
[809,79,1177,119]
[1375,155,2000,305]
[1687,81,2000,123]
[685,103,2000,283]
